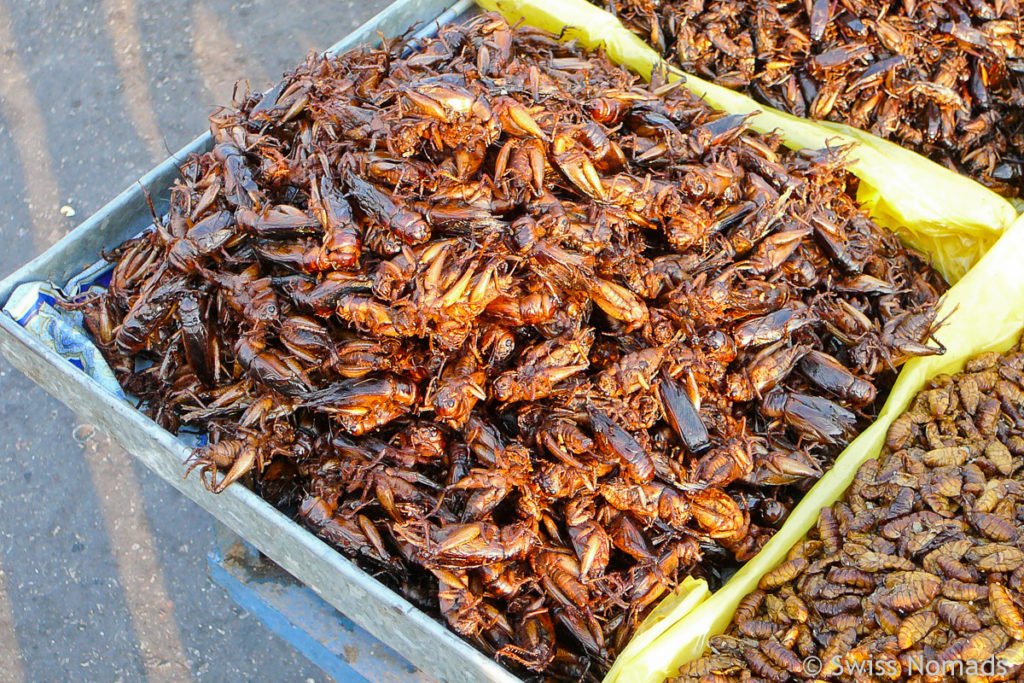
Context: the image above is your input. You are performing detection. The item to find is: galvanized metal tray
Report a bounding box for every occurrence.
[0,1,521,680]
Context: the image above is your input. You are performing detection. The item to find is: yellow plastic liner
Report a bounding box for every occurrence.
[475,0,1018,282]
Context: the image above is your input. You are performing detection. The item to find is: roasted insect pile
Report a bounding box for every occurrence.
[64,14,947,677]
[672,343,1024,683]
[598,0,1024,197]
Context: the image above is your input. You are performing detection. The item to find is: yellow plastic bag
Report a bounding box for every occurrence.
[475,0,1018,282]
[605,211,1024,683]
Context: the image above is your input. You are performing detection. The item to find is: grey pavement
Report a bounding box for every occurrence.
[0,1,389,681]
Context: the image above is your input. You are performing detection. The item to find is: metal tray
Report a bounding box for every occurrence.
[0,1,520,680]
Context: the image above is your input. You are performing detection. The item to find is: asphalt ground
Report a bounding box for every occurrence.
[0,1,391,680]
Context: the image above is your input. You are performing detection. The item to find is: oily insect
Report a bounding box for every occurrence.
[64,14,945,680]
[599,0,1024,197]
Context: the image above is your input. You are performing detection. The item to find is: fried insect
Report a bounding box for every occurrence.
[599,0,1024,197]
[64,14,948,680]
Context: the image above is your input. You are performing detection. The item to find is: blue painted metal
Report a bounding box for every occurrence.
[208,526,436,683]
